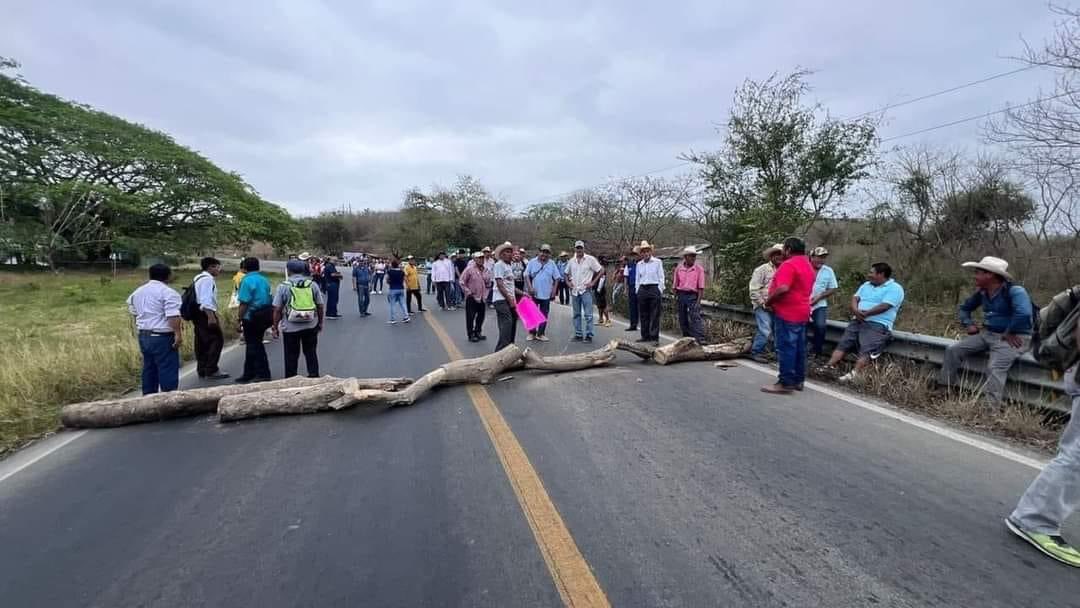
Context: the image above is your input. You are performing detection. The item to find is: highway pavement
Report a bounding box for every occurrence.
[2,285,1080,607]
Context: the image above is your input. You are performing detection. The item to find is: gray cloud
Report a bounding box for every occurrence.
[2,0,1060,214]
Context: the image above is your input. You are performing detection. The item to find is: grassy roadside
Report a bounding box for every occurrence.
[0,269,251,455]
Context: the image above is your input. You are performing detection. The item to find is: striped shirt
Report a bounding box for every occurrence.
[127,280,182,332]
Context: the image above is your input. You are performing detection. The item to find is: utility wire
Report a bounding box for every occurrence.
[879,90,1071,143]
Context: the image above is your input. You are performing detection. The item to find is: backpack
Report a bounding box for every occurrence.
[1033,285,1080,372]
[285,279,317,323]
[180,275,211,321]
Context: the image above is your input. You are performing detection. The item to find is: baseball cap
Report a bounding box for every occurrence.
[574,240,585,248]
[811,246,829,257]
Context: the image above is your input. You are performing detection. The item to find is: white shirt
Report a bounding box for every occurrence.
[432,259,454,282]
[566,253,602,296]
[491,260,515,303]
[635,258,665,293]
[127,280,182,332]
[193,271,217,312]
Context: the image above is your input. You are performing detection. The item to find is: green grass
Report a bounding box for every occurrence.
[0,269,257,454]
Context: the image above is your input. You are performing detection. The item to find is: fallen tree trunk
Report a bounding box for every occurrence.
[615,340,657,360]
[653,338,748,365]
[523,340,618,371]
[440,345,524,385]
[330,368,449,409]
[218,379,361,422]
[61,375,342,428]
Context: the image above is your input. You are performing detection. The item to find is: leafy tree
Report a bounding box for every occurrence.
[303,211,351,254]
[683,70,878,302]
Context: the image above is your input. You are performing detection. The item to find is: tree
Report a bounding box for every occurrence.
[683,70,878,302]
[303,211,352,254]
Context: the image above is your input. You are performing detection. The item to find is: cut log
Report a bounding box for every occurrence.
[217,378,361,422]
[440,345,524,385]
[615,340,657,360]
[653,338,749,365]
[61,375,341,428]
[523,340,618,371]
[332,368,448,409]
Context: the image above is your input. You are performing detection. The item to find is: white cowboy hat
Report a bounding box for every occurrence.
[638,240,653,251]
[762,244,783,259]
[681,246,698,256]
[962,256,1013,280]
[298,251,311,261]
[472,251,484,258]
[493,241,514,256]
[482,246,492,253]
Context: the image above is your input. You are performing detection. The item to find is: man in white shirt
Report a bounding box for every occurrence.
[432,252,455,310]
[565,240,604,343]
[127,264,183,394]
[634,241,665,344]
[191,257,229,380]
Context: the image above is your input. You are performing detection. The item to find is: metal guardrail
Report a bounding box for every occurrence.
[695,300,1070,413]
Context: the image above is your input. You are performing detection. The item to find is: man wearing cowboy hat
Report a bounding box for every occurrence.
[565,240,604,343]
[937,256,1034,406]
[556,251,571,306]
[748,244,784,362]
[634,241,665,344]
[672,246,706,342]
[492,242,526,350]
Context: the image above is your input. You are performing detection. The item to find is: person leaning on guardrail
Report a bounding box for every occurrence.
[748,244,784,363]
[1006,321,1080,567]
[824,262,905,383]
[936,256,1033,408]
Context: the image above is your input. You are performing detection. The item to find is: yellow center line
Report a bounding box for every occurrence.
[423,312,610,608]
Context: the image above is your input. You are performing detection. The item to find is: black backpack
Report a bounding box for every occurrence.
[180,275,210,321]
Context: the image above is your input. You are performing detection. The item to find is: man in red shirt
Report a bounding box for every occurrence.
[761,237,815,394]
[672,246,707,342]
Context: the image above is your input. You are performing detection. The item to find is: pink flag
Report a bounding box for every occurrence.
[516,295,547,331]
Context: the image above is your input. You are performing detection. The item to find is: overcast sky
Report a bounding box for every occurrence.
[3,1,1062,215]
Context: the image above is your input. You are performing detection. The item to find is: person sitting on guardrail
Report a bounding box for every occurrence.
[809,247,839,358]
[748,244,784,363]
[1006,322,1080,567]
[825,262,905,383]
[936,256,1033,407]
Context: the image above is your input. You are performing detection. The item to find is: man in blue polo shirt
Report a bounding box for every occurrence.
[235,257,274,383]
[825,262,905,382]
[524,244,564,341]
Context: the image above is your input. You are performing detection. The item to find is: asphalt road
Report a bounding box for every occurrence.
[2,286,1080,607]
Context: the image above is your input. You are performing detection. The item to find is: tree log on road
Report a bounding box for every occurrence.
[523,341,618,371]
[614,340,658,360]
[218,379,362,422]
[61,375,342,428]
[330,368,449,410]
[653,338,749,365]
[440,345,524,385]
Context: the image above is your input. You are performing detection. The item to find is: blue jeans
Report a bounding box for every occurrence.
[356,284,370,314]
[751,307,773,355]
[810,307,829,355]
[387,289,408,321]
[572,290,595,338]
[774,317,807,387]
[138,333,180,395]
[325,281,340,317]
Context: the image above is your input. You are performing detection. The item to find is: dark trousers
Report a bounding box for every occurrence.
[638,285,662,341]
[373,273,385,292]
[325,281,340,316]
[138,333,179,395]
[283,328,319,378]
[627,287,639,329]
[557,282,570,305]
[193,314,224,377]
[676,291,705,342]
[533,298,552,336]
[466,298,486,338]
[356,284,370,314]
[494,300,517,351]
[241,309,272,380]
[810,307,829,356]
[775,317,807,387]
[407,289,424,313]
[426,274,433,294]
[436,281,451,309]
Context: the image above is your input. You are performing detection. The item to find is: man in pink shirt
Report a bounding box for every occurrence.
[672,246,707,342]
[761,237,815,394]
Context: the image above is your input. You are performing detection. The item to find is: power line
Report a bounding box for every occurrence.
[516,66,1042,206]
[879,90,1072,143]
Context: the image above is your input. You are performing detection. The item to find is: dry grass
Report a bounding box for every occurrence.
[0,269,246,455]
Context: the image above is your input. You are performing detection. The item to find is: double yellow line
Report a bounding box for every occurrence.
[423,313,610,608]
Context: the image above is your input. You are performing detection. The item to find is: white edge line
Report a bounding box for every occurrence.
[0,340,245,485]
[605,309,1049,471]
[0,430,88,484]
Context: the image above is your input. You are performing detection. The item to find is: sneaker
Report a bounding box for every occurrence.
[403,317,411,323]
[584,336,593,343]
[525,334,535,341]
[572,336,584,342]
[838,371,859,383]
[537,335,550,342]
[388,320,397,325]
[477,335,488,341]
[1006,518,1080,567]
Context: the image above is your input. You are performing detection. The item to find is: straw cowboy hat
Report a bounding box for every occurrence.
[637,240,654,251]
[493,241,514,256]
[962,256,1013,281]
[762,243,783,259]
[632,245,641,254]
[482,246,492,253]
[472,251,485,259]
[681,246,698,256]
[298,251,311,261]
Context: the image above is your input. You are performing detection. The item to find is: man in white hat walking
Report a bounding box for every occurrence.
[672,246,706,342]
[937,256,1034,406]
[635,241,665,344]
[748,244,783,362]
[565,240,604,343]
